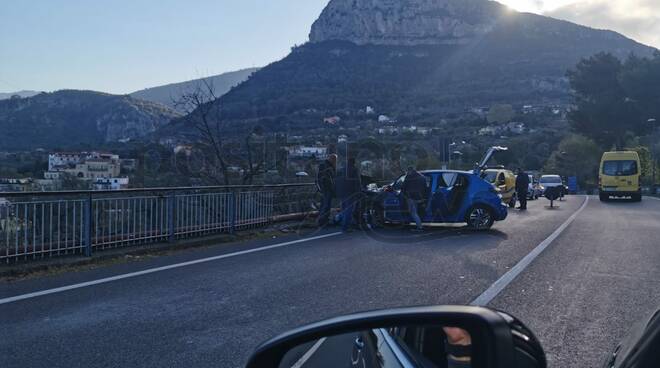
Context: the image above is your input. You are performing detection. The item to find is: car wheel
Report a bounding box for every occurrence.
[632,194,642,202]
[599,193,609,202]
[467,206,495,230]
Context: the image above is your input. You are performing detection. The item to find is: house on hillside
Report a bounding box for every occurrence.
[378,115,394,124]
[286,146,328,159]
[323,116,341,125]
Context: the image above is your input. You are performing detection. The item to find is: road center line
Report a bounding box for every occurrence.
[291,337,327,368]
[0,232,342,305]
[471,196,590,306]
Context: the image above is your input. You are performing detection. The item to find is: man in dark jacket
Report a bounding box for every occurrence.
[316,154,337,226]
[335,157,362,232]
[515,168,530,210]
[402,166,427,231]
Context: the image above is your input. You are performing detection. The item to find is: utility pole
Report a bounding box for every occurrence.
[649,118,658,193]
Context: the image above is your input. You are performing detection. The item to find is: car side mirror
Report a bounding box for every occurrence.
[245,306,546,368]
[605,308,660,368]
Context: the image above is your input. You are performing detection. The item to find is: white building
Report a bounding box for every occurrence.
[378,115,393,124]
[377,126,399,135]
[479,126,501,136]
[508,122,526,134]
[48,152,120,171]
[93,177,129,191]
[45,151,127,190]
[43,171,62,180]
[323,116,341,125]
[417,127,431,136]
[48,152,84,171]
[287,146,328,159]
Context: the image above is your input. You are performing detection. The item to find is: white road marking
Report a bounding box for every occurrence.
[471,196,590,306]
[648,196,660,201]
[0,232,342,305]
[291,337,327,368]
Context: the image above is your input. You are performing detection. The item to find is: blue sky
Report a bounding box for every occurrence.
[0,0,328,94]
[1,0,658,94]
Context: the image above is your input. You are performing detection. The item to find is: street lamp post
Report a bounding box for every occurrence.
[649,118,658,194]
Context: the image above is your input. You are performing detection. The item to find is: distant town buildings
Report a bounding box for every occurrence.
[93,177,130,191]
[479,122,526,136]
[286,146,328,159]
[377,126,399,135]
[42,151,129,190]
[0,178,33,192]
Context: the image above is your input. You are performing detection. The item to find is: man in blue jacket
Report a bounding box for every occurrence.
[335,157,362,232]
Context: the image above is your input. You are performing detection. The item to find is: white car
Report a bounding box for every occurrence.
[539,175,565,196]
[527,174,542,200]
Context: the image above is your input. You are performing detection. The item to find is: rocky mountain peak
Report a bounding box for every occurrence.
[309,0,506,46]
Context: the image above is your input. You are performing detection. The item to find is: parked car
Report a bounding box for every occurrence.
[527,174,542,200]
[365,169,507,230]
[539,175,565,197]
[481,168,517,208]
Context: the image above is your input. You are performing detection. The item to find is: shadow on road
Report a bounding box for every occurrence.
[354,223,509,244]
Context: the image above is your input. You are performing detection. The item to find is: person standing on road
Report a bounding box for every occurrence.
[316,154,337,227]
[335,157,362,232]
[402,166,427,232]
[515,168,530,211]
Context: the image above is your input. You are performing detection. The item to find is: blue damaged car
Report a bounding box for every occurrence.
[365,147,509,230]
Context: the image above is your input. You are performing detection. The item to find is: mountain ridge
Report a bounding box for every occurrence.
[0,90,180,151]
[0,90,41,100]
[130,68,259,112]
[209,0,655,123]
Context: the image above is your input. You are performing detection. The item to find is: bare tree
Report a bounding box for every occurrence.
[174,79,231,185]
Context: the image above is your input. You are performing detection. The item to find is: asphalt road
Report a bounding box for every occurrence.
[1,196,659,368]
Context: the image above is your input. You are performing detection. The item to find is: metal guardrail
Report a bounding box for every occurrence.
[0,184,318,263]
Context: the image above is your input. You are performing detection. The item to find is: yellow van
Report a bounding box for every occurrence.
[482,169,517,207]
[599,151,642,202]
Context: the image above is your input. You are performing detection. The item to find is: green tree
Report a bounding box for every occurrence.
[60,173,89,190]
[625,146,654,185]
[619,52,660,123]
[568,53,639,149]
[487,104,515,124]
[568,52,660,149]
[544,134,601,189]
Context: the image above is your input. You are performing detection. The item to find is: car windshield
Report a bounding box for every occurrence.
[540,176,562,184]
[2,2,659,368]
[603,160,638,176]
